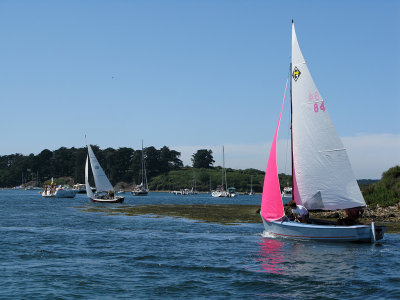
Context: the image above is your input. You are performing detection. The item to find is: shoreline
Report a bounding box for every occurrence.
[79,203,400,233]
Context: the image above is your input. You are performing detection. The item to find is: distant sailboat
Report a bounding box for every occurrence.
[249,175,255,195]
[211,146,235,197]
[131,140,149,196]
[260,21,384,242]
[189,170,198,195]
[85,142,124,203]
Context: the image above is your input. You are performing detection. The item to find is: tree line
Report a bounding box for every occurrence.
[149,167,291,193]
[0,145,183,188]
[2,145,394,200]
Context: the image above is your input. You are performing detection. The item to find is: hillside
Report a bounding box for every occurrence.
[148,167,292,193]
[361,165,400,207]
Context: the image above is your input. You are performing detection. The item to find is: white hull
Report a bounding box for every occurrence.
[211,190,229,197]
[42,189,77,198]
[131,190,148,196]
[261,215,385,243]
[91,196,124,203]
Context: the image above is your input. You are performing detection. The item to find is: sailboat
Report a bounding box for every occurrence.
[188,170,198,195]
[260,21,385,243]
[212,146,235,197]
[85,142,124,203]
[249,175,255,195]
[131,140,149,196]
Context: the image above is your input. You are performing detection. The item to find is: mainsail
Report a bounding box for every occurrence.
[85,155,95,198]
[87,144,114,192]
[291,22,365,210]
[261,79,288,221]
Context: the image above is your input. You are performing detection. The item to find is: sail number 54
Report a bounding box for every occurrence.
[314,102,326,113]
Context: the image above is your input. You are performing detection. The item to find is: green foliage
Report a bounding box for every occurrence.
[362,165,400,207]
[0,145,183,188]
[191,149,215,169]
[149,167,272,193]
[43,177,74,186]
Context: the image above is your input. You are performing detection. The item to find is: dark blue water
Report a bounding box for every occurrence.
[1,190,399,299]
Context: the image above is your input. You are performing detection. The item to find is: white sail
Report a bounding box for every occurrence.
[87,144,114,192]
[291,22,365,210]
[85,155,95,198]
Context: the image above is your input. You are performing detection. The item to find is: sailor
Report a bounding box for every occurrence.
[289,200,309,223]
[337,207,364,225]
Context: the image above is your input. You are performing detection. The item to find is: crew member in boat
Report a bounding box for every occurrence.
[337,207,364,225]
[289,200,309,223]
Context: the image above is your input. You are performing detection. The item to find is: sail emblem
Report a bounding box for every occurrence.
[292,66,301,81]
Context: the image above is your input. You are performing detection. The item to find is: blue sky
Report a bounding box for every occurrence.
[0,0,399,178]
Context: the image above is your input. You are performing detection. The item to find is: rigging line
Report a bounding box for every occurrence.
[318,148,346,153]
[283,66,292,177]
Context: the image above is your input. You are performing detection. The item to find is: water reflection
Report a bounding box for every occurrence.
[257,238,287,274]
[256,233,360,283]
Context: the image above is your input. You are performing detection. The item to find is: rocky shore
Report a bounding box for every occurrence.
[307,204,400,223]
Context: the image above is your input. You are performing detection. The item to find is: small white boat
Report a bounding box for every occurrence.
[42,185,77,198]
[281,187,292,204]
[228,187,237,197]
[171,190,182,195]
[131,185,148,196]
[211,186,230,197]
[260,21,385,243]
[172,188,198,196]
[85,142,124,204]
[72,183,89,194]
[211,186,236,197]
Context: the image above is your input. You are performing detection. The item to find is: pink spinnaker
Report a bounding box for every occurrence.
[261,79,288,221]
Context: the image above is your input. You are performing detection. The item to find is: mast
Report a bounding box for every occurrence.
[141,140,144,185]
[192,169,196,192]
[223,146,228,190]
[141,139,148,190]
[290,21,294,202]
[221,146,224,188]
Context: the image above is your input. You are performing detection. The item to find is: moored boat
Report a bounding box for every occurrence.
[72,183,94,194]
[281,187,292,204]
[42,184,77,198]
[211,146,236,198]
[131,140,149,196]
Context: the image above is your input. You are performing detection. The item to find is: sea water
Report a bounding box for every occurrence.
[0,190,399,299]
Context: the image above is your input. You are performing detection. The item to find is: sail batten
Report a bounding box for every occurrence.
[318,148,346,153]
[291,22,365,210]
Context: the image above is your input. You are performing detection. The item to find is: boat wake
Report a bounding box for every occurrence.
[261,231,277,239]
